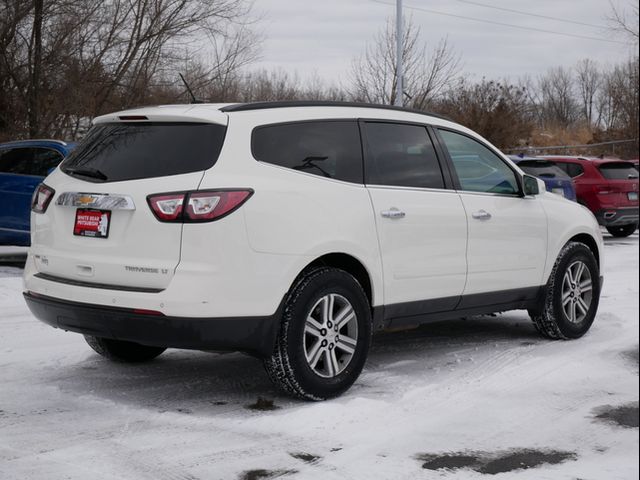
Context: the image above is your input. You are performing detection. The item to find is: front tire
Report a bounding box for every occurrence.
[264,267,372,401]
[84,336,166,362]
[606,223,637,238]
[530,242,601,339]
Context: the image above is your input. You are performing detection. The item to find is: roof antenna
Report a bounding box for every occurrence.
[179,73,204,104]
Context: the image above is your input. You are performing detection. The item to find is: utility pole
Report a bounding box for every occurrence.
[394,0,403,106]
[29,0,44,138]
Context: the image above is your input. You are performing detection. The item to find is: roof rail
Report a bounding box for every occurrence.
[1,139,68,146]
[220,101,452,121]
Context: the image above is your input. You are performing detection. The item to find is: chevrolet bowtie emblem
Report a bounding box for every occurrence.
[77,195,95,205]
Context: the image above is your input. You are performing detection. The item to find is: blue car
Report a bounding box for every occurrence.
[509,155,577,201]
[0,139,76,245]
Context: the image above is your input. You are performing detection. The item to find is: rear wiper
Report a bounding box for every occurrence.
[64,166,108,181]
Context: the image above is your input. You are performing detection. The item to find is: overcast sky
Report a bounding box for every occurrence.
[247,0,635,85]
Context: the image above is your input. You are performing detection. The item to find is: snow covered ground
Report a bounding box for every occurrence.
[1,233,638,480]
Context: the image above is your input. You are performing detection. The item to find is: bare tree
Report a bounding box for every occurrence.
[436,78,534,148]
[350,16,460,108]
[575,59,601,128]
[0,0,257,140]
[607,1,639,43]
[597,57,639,154]
[538,66,579,127]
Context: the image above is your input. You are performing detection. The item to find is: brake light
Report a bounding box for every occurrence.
[31,183,55,213]
[118,115,149,121]
[132,308,164,316]
[147,189,253,223]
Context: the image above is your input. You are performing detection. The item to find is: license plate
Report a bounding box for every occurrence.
[74,209,111,238]
[628,192,638,201]
[551,188,565,197]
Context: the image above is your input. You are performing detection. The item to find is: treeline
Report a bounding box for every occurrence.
[1,1,638,158]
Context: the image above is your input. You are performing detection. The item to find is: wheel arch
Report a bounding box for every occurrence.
[300,253,375,307]
[568,232,601,271]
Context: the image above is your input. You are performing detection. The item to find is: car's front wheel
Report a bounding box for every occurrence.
[84,336,166,362]
[264,267,372,400]
[530,242,601,339]
[606,223,637,238]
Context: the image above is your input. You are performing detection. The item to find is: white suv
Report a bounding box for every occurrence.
[23,101,604,400]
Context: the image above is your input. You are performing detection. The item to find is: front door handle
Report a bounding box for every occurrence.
[381,208,406,219]
[471,209,492,220]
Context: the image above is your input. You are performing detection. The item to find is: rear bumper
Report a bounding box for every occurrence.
[23,291,280,357]
[594,207,639,226]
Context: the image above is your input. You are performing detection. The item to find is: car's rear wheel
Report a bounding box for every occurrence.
[264,267,372,400]
[529,242,601,339]
[606,223,637,238]
[84,336,166,362]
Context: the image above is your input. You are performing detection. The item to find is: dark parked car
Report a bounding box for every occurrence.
[509,155,577,201]
[543,156,639,237]
[0,139,76,245]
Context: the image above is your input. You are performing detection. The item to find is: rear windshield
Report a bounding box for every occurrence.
[598,162,639,180]
[61,123,226,182]
[517,160,571,180]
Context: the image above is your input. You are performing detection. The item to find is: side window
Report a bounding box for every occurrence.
[568,163,584,178]
[555,162,570,175]
[363,122,444,189]
[0,148,36,175]
[556,162,584,178]
[438,129,519,195]
[251,121,363,183]
[31,148,64,176]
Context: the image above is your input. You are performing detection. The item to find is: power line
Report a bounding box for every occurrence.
[454,0,608,30]
[369,0,628,45]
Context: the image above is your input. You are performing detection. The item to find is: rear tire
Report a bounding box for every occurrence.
[529,242,601,340]
[84,336,166,363]
[264,267,372,401]
[606,223,637,238]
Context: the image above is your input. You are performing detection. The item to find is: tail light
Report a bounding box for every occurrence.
[147,193,185,221]
[147,189,253,223]
[31,183,55,213]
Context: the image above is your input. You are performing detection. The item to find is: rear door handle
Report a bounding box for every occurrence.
[472,209,492,220]
[381,208,406,219]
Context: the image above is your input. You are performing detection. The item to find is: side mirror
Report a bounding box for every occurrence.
[522,174,540,196]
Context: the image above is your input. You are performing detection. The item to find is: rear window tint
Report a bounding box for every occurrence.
[555,162,584,178]
[598,163,639,180]
[363,122,444,189]
[251,121,363,183]
[61,123,226,182]
[518,161,571,180]
[0,147,63,176]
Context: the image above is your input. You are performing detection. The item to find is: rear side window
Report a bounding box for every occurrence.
[251,121,363,183]
[363,122,444,189]
[0,147,62,176]
[517,161,571,180]
[61,123,226,182]
[555,162,584,178]
[598,162,639,180]
[438,129,519,195]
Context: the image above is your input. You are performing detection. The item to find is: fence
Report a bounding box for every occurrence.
[504,139,639,158]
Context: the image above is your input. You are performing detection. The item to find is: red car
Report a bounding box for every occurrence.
[543,156,639,237]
